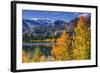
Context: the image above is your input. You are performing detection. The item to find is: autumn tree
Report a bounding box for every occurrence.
[33,47,40,62]
[40,55,46,62]
[22,50,31,63]
[51,30,70,61]
[72,16,91,60]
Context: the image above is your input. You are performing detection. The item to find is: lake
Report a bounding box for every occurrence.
[22,42,55,59]
[23,42,56,46]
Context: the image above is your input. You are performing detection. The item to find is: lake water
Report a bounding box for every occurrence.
[23,42,55,58]
[23,42,56,46]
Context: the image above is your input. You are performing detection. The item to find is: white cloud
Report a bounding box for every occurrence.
[78,13,90,18]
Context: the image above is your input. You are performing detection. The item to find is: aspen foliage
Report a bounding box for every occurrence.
[40,55,46,62]
[72,16,91,60]
[22,50,30,63]
[51,30,70,61]
[33,47,40,62]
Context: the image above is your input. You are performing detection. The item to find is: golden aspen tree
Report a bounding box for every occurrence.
[33,47,40,62]
[48,55,55,61]
[72,16,91,60]
[51,30,70,61]
[22,50,30,63]
[40,55,46,62]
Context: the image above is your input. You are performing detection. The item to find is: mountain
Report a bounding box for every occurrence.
[23,18,52,34]
[66,14,91,32]
[66,18,78,32]
[22,14,91,41]
[54,20,67,27]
